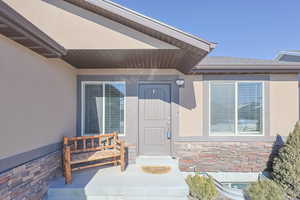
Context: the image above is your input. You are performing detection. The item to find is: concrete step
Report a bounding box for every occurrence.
[47,194,187,200]
[47,183,188,199]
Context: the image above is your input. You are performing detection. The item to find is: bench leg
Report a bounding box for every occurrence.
[120,157,125,172]
[64,163,72,184]
[64,147,72,184]
[120,143,125,172]
[113,156,117,166]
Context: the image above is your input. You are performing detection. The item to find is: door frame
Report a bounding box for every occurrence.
[137,81,178,156]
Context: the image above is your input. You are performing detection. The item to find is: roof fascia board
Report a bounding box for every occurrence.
[102,0,215,46]
[274,54,284,61]
[0,0,66,57]
[191,69,300,74]
[198,63,300,67]
[278,51,300,56]
[0,15,59,57]
[86,0,215,52]
[275,51,300,61]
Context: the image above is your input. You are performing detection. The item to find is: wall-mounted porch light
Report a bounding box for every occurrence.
[176,79,185,87]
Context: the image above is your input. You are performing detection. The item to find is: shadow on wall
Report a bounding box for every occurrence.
[265,134,285,172]
[178,78,197,110]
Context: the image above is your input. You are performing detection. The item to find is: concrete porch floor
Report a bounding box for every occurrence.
[47,156,189,200]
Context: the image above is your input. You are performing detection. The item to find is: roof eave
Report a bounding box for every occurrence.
[0,0,66,58]
[190,68,300,74]
[275,51,300,61]
[64,0,215,53]
[61,0,216,73]
[91,0,215,51]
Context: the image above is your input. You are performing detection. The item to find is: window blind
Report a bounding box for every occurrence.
[210,81,263,136]
[84,84,103,135]
[238,82,262,134]
[105,83,125,134]
[83,82,125,135]
[210,82,236,134]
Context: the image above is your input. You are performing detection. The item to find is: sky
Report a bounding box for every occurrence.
[111,0,300,60]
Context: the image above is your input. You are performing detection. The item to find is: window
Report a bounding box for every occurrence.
[238,82,263,135]
[82,82,125,136]
[209,81,263,136]
[210,82,236,135]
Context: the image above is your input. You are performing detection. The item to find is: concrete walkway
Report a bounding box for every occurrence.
[47,156,189,200]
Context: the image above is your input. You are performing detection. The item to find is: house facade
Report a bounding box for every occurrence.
[0,0,300,199]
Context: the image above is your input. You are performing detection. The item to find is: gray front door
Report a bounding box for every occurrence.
[138,84,171,155]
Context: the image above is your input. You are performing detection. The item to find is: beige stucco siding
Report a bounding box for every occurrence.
[0,34,76,159]
[179,75,203,137]
[3,0,177,50]
[269,74,299,136]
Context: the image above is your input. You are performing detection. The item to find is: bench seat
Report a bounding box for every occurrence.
[71,149,121,165]
[63,133,125,184]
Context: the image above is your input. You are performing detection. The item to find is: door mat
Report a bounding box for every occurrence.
[141,166,171,174]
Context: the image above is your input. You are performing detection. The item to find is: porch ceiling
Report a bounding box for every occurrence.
[63,49,206,72]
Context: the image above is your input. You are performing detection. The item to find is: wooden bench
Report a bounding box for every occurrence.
[63,132,125,184]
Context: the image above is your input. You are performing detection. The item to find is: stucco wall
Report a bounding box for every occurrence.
[269,74,299,136]
[0,34,76,159]
[179,75,203,137]
[3,0,177,50]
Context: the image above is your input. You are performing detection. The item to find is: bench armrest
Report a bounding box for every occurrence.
[115,139,123,145]
[63,136,71,148]
[63,143,72,148]
[115,139,125,152]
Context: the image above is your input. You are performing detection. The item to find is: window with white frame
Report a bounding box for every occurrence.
[209,81,263,136]
[82,82,125,136]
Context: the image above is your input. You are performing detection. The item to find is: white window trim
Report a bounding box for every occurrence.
[208,81,264,136]
[81,81,126,136]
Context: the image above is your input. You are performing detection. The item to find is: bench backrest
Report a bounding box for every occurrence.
[63,132,118,154]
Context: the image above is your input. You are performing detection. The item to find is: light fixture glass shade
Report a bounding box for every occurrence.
[176,79,185,87]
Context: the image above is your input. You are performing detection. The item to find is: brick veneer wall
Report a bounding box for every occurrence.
[0,151,61,200]
[175,141,281,172]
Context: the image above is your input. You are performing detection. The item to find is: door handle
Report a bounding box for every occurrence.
[166,119,171,139]
[167,131,171,139]
[166,127,171,139]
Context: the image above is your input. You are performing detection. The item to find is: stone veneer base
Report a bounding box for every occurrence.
[126,144,137,165]
[0,151,61,200]
[175,141,281,172]
[120,142,280,173]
